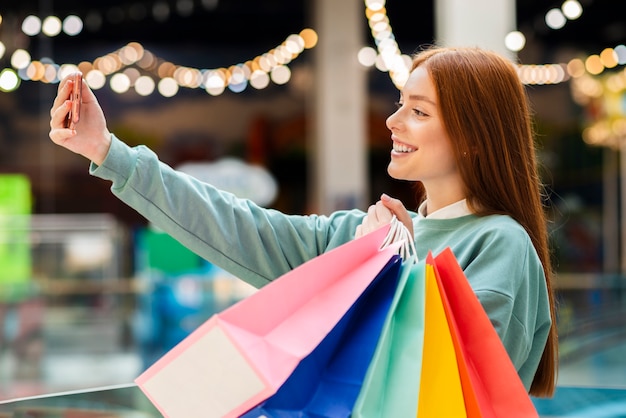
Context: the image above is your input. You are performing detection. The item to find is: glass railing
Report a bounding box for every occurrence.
[0,383,160,417]
[532,272,626,416]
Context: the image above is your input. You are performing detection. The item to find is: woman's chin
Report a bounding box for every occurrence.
[387,166,418,182]
[387,165,405,181]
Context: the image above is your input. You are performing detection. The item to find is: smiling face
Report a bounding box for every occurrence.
[385,65,465,207]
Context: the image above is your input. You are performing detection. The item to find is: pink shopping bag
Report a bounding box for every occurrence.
[135,225,398,418]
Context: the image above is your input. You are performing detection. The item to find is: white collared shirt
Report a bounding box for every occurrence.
[417,199,472,219]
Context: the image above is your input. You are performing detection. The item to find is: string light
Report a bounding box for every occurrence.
[359,0,625,92]
[0,0,620,101]
[0,28,317,95]
[361,0,412,89]
[572,58,626,149]
[0,2,320,94]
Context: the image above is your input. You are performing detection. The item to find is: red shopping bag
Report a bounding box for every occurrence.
[135,225,398,418]
[427,249,539,418]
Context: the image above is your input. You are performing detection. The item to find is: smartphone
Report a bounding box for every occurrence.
[65,72,82,129]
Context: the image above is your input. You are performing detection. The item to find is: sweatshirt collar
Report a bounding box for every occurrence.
[417,199,472,219]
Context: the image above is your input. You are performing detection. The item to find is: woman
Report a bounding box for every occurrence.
[49,45,557,397]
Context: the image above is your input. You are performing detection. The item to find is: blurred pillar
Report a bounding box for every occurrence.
[435,0,516,58]
[311,0,367,214]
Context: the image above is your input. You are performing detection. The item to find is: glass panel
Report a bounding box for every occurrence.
[0,214,255,402]
[532,274,626,416]
[0,384,160,416]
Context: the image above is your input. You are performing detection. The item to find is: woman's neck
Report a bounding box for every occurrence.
[422,176,466,216]
[423,191,466,216]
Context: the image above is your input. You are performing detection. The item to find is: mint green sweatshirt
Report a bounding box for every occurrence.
[91,134,551,391]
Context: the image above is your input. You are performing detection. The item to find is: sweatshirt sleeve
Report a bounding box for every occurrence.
[90,134,365,288]
[463,223,551,390]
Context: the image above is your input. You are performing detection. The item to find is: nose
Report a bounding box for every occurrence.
[386,109,400,132]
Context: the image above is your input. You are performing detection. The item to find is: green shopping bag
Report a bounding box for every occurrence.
[351,256,425,417]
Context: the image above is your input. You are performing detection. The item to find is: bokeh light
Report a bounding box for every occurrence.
[250,70,270,90]
[85,70,107,89]
[135,75,156,96]
[505,31,526,52]
[63,15,83,36]
[21,15,41,36]
[0,68,20,92]
[110,72,131,93]
[270,65,291,85]
[11,49,31,70]
[42,16,62,36]
[561,0,583,20]
[358,46,377,67]
[153,1,171,22]
[545,8,566,30]
[158,77,178,97]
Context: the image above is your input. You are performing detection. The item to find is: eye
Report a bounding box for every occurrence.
[394,101,428,117]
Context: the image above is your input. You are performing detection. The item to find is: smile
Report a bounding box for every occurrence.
[392,142,417,153]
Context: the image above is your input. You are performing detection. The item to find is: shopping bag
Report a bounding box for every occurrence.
[428,249,539,418]
[351,256,425,417]
[241,254,403,417]
[417,262,467,416]
[353,226,538,417]
[135,224,399,418]
[352,259,466,418]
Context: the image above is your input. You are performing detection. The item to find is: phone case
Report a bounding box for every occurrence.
[66,73,82,129]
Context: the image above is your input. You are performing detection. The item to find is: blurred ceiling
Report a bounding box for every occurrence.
[1,0,623,67]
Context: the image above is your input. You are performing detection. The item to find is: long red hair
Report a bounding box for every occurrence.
[411,46,558,397]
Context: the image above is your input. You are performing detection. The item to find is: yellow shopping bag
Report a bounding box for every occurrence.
[417,263,467,416]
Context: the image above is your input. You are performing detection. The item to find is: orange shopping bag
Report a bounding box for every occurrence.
[135,225,399,418]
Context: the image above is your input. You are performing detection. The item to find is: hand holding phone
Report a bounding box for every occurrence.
[65,72,82,129]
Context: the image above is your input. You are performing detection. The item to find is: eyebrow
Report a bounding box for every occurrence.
[406,94,437,106]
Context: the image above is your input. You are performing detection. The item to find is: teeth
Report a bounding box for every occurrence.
[393,142,416,153]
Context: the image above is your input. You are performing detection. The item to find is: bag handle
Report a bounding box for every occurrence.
[380,215,417,263]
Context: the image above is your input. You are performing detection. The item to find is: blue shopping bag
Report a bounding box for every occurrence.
[241,254,403,417]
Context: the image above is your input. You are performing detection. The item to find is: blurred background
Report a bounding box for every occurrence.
[0,0,625,416]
